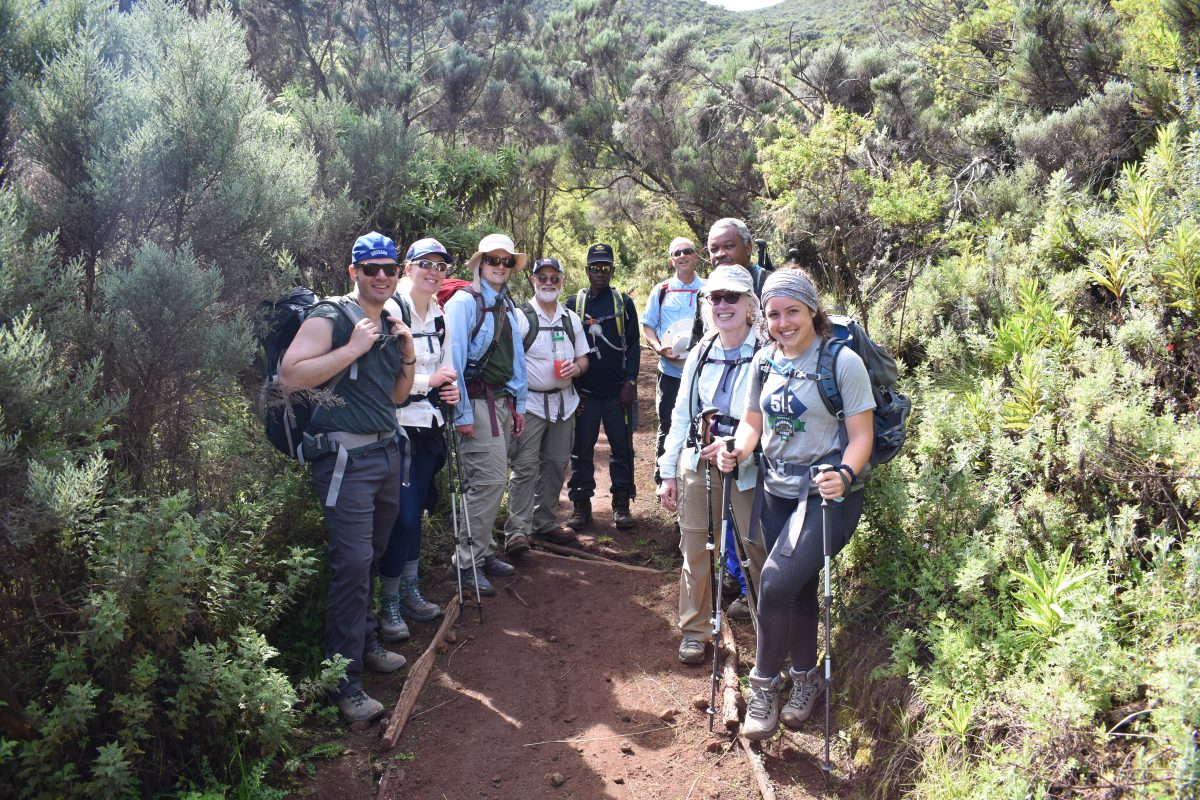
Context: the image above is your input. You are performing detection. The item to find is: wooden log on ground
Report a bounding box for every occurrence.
[720,623,741,731]
[381,596,461,749]
[530,544,663,573]
[738,735,777,800]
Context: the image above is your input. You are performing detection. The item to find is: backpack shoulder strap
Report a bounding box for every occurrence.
[817,337,846,419]
[434,314,445,346]
[657,280,671,307]
[385,294,411,328]
[520,301,539,352]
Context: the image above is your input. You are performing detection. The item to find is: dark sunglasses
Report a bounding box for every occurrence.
[534,273,561,284]
[410,259,449,273]
[708,291,744,306]
[482,255,517,268]
[587,264,613,274]
[671,247,696,258]
[356,262,400,277]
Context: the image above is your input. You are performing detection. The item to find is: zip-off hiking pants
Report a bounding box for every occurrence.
[505,412,574,538]
[453,398,513,569]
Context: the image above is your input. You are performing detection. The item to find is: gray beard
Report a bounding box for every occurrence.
[536,288,561,304]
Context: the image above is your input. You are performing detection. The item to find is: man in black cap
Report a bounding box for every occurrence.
[565,243,640,529]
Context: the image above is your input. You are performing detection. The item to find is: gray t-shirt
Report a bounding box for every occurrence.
[745,338,874,498]
[307,302,405,435]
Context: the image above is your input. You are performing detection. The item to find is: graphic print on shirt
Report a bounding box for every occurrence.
[762,378,807,442]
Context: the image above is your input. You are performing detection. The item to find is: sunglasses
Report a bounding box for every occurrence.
[410,259,450,273]
[534,273,561,284]
[587,264,613,274]
[671,247,696,258]
[482,255,517,268]
[708,292,744,306]
[356,262,400,277]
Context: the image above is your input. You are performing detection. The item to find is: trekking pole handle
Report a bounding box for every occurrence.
[816,463,840,506]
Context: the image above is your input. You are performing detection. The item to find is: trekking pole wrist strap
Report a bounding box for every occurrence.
[837,463,856,485]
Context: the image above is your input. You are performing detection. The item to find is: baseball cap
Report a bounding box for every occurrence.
[406,237,450,261]
[704,265,755,296]
[586,243,614,266]
[533,257,563,273]
[352,231,398,263]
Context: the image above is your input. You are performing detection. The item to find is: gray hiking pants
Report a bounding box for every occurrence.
[751,489,863,680]
[505,412,574,538]
[454,398,512,568]
[312,441,402,696]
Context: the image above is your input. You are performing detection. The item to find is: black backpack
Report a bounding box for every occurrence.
[258,289,409,460]
[759,314,911,468]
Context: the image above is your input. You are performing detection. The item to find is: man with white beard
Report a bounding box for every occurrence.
[503,257,591,552]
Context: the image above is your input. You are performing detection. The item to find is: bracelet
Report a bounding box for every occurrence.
[402,357,417,365]
[837,463,857,484]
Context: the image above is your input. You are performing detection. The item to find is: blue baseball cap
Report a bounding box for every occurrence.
[406,237,450,261]
[352,231,398,263]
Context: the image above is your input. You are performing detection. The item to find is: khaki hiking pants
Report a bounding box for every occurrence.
[453,398,512,569]
[677,456,764,642]
[505,412,574,539]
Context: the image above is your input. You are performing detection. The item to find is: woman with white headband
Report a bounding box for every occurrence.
[716,268,874,740]
[657,265,767,667]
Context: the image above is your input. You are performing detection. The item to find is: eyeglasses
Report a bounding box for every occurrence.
[587,264,613,274]
[482,255,517,268]
[356,262,400,277]
[534,273,561,284]
[708,292,744,306]
[410,259,449,273]
[671,247,696,258]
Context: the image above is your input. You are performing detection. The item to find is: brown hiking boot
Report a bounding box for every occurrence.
[566,500,591,530]
[612,496,634,529]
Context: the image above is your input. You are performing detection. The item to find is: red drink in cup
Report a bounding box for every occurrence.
[554,359,569,379]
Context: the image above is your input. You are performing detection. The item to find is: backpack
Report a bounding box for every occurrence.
[572,287,630,369]
[759,314,911,468]
[520,301,577,352]
[437,278,514,375]
[258,288,375,460]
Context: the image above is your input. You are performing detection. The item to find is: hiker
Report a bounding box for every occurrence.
[503,257,590,551]
[656,265,767,665]
[642,237,704,485]
[716,268,873,740]
[377,238,461,643]
[445,233,528,597]
[707,217,770,296]
[278,231,417,722]
[566,243,641,530]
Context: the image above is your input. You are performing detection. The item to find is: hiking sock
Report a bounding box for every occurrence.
[403,559,419,579]
[380,575,402,596]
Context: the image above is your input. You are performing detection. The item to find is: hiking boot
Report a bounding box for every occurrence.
[566,500,592,530]
[378,593,411,642]
[677,637,707,665]
[504,532,531,556]
[335,689,384,723]
[727,596,752,622]
[482,554,516,577]
[534,525,578,545]
[742,672,782,741]
[363,639,407,674]
[450,565,496,596]
[397,577,442,622]
[780,666,824,729]
[612,496,634,529]
[721,571,740,595]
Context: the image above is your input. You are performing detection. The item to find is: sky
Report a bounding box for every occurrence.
[706,0,785,9]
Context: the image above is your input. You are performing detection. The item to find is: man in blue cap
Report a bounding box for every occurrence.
[280,231,417,723]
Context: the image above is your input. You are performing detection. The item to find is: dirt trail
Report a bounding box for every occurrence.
[292,349,843,799]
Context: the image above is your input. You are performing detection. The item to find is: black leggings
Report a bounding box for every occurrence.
[752,489,863,679]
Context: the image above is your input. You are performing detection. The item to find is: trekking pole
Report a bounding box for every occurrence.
[699,406,721,731]
[817,463,838,774]
[721,436,758,633]
[443,403,484,624]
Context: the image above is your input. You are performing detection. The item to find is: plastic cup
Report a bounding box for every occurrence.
[554,359,569,379]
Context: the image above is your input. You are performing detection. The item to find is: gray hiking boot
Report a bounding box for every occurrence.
[612,496,634,529]
[451,565,496,596]
[742,672,783,741]
[727,596,752,621]
[780,665,824,729]
[378,593,411,642]
[482,554,516,577]
[363,639,407,673]
[566,500,592,530]
[335,689,384,723]
[677,637,707,665]
[397,577,442,622]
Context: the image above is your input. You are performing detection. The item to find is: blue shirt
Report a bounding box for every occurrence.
[641,274,704,378]
[445,283,527,426]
